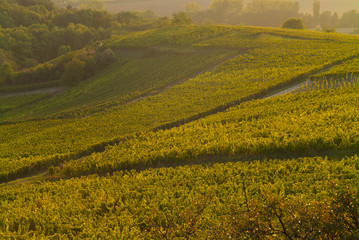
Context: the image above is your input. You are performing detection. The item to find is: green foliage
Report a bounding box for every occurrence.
[116,10,171,31]
[104,26,233,49]
[1,26,359,180]
[1,155,359,238]
[140,10,159,20]
[94,48,115,68]
[340,10,359,28]
[0,61,13,84]
[47,165,55,176]
[172,12,193,25]
[0,0,46,28]
[22,58,39,68]
[0,1,195,78]
[0,24,359,239]
[0,23,111,70]
[311,57,359,79]
[7,44,115,86]
[209,0,244,21]
[11,62,59,85]
[313,0,320,19]
[62,58,85,86]
[322,25,336,33]
[52,8,113,28]
[0,80,61,94]
[281,17,305,29]
[57,45,72,57]
[117,11,152,31]
[0,93,49,113]
[61,84,359,176]
[16,49,232,119]
[16,0,55,11]
[184,2,201,13]
[238,0,299,26]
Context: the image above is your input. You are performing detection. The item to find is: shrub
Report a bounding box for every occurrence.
[0,61,14,84]
[61,58,85,86]
[281,18,305,30]
[322,26,336,33]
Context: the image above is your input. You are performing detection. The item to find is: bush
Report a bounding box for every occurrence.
[0,61,14,84]
[12,63,59,85]
[281,18,305,30]
[322,26,336,33]
[57,45,72,56]
[95,48,115,67]
[61,58,85,86]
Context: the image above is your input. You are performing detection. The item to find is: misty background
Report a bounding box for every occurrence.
[100,0,357,16]
[53,0,358,32]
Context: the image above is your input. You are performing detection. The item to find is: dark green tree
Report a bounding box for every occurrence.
[313,0,320,21]
[242,0,299,27]
[185,2,201,13]
[172,12,192,25]
[0,61,14,84]
[95,48,115,68]
[340,10,359,28]
[281,18,305,29]
[61,58,85,86]
[319,10,331,27]
[57,45,72,56]
[209,0,243,21]
[16,0,55,11]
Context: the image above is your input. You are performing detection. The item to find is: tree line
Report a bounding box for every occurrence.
[1,0,358,87]
[184,0,359,29]
[0,0,191,86]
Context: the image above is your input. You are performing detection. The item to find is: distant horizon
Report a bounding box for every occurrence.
[295,0,358,14]
[103,0,358,16]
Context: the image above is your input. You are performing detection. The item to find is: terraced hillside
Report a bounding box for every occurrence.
[1,25,359,239]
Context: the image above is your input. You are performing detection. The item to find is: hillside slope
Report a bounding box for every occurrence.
[1,25,359,239]
[1,26,358,182]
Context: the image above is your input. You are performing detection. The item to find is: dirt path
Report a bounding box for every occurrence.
[265,80,311,99]
[0,87,67,98]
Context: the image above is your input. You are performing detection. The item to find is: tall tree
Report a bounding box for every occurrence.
[340,10,359,28]
[209,0,243,23]
[0,61,14,84]
[185,2,201,13]
[62,58,85,86]
[313,0,320,19]
[172,12,193,25]
[243,0,299,27]
[330,12,339,28]
[319,10,331,27]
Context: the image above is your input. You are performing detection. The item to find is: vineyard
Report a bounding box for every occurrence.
[1,49,236,122]
[61,85,359,176]
[1,25,359,238]
[0,93,50,114]
[1,156,359,239]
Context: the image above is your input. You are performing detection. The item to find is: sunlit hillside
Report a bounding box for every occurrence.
[1,0,359,238]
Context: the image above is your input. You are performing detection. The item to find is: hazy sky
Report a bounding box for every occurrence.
[294,0,358,14]
[104,0,358,16]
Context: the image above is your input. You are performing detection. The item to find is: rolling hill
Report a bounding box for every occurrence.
[0,25,359,239]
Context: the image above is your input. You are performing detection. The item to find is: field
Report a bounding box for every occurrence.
[1,25,359,238]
